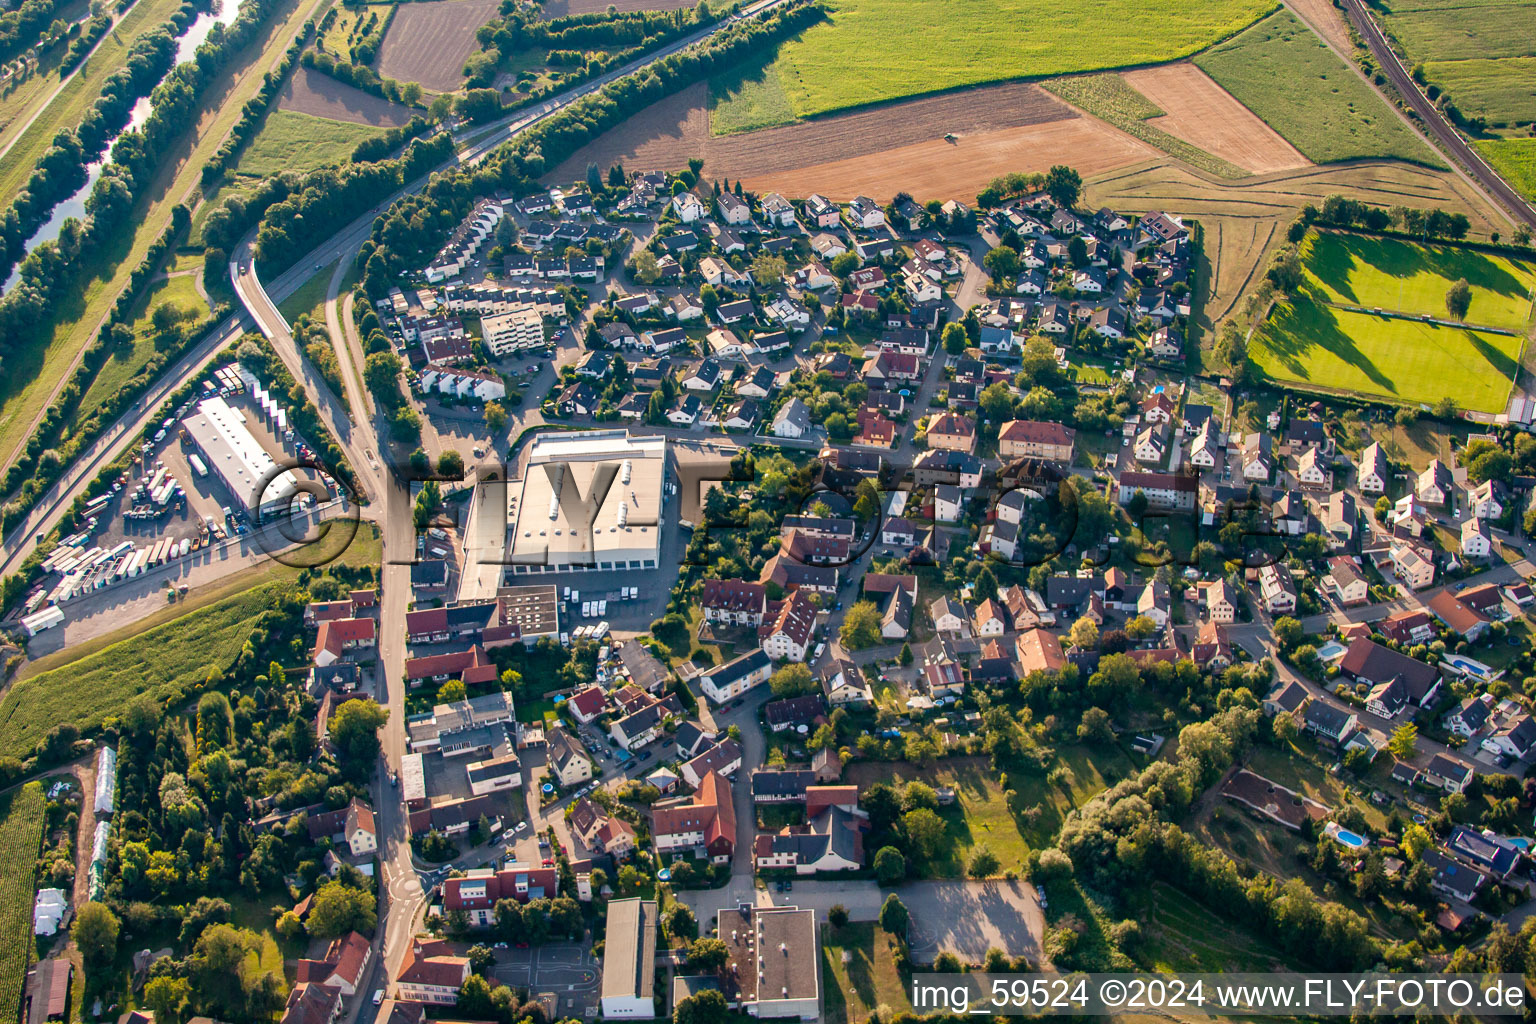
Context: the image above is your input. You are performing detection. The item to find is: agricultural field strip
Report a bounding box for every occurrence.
[0,783,47,1024]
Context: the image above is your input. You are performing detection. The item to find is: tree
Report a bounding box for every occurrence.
[1077,706,1113,744]
[1445,277,1472,319]
[438,450,465,478]
[1124,615,1157,640]
[901,807,946,861]
[840,601,883,650]
[438,679,467,703]
[1388,722,1419,760]
[1401,823,1432,860]
[329,698,388,767]
[1068,616,1099,649]
[308,880,377,937]
[942,321,968,354]
[983,246,1019,280]
[968,844,1000,878]
[878,893,910,938]
[675,988,729,1024]
[467,944,496,974]
[687,937,729,971]
[830,252,859,277]
[873,845,906,884]
[665,903,697,941]
[1273,617,1303,652]
[828,904,850,929]
[632,250,661,285]
[1067,236,1088,268]
[898,643,913,666]
[143,976,189,1024]
[1045,165,1082,209]
[364,351,404,405]
[749,253,787,286]
[74,901,119,968]
[484,401,508,432]
[769,663,814,697]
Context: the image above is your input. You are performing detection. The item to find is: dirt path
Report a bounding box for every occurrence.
[69,758,97,907]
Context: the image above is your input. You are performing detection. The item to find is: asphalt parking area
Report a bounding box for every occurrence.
[490,943,600,1017]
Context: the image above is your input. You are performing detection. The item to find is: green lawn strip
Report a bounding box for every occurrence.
[1476,137,1536,201]
[78,273,212,417]
[707,48,798,135]
[0,0,190,203]
[0,0,326,474]
[279,256,340,323]
[1298,229,1536,332]
[1381,3,1536,62]
[1043,73,1248,179]
[771,0,1276,118]
[236,108,389,178]
[1250,297,1522,413]
[1194,8,1443,166]
[1136,882,1289,971]
[820,922,915,1024]
[0,783,46,1024]
[1422,56,1536,127]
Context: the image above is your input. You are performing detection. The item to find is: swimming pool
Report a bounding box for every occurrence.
[1334,829,1368,849]
[1508,837,1531,852]
[1317,640,1348,661]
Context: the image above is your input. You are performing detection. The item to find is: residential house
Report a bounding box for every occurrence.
[926,412,977,453]
[1339,637,1442,718]
[652,771,736,863]
[761,590,817,663]
[1326,557,1369,607]
[699,648,773,705]
[1357,443,1389,494]
[1418,459,1453,507]
[998,420,1075,462]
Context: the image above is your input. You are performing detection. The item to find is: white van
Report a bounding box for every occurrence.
[582,601,593,618]
[597,599,607,617]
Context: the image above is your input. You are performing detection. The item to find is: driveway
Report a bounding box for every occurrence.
[678,878,1045,964]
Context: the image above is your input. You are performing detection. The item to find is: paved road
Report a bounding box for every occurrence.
[1340,0,1536,229]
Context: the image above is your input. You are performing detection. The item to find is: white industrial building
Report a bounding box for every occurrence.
[509,431,666,574]
[600,898,658,1018]
[181,396,300,517]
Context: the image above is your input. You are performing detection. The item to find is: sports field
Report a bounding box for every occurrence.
[1194,9,1440,165]
[1380,0,1536,125]
[741,0,1275,120]
[1476,137,1536,201]
[1298,230,1536,331]
[1250,298,1523,412]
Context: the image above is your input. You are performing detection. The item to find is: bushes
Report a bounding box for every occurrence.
[350,115,432,163]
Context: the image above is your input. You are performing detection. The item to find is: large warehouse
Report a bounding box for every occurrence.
[182,396,300,517]
[508,430,666,574]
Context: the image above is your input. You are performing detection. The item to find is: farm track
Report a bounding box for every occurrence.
[277,64,419,126]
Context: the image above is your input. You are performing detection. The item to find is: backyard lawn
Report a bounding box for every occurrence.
[1250,298,1523,413]
[1195,9,1441,165]
[1298,229,1536,332]
[756,0,1274,119]
[821,922,916,1024]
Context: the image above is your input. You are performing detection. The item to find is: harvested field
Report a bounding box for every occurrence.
[1120,63,1309,175]
[1284,0,1353,51]
[277,65,418,127]
[377,0,499,91]
[549,79,1156,199]
[540,0,691,13]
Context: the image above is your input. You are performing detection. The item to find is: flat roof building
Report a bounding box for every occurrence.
[717,905,820,1019]
[509,431,666,574]
[601,898,658,1018]
[182,396,300,517]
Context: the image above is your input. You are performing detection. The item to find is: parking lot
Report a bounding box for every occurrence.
[488,942,600,1018]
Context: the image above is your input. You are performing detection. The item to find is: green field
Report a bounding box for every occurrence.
[1423,57,1536,126]
[1194,9,1441,165]
[0,783,46,1024]
[1476,137,1536,200]
[279,257,340,322]
[1250,298,1523,412]
[1043,74,1247,179]
[78,273,211,417]
[1298,230,1536,330]
[707,51,797,135]
[1378,0,1536,125]
[756,0,1275,119]
[821,923,916,1024]
[1138,883,1288,971]
[238,109,389,178]
[0,585,279,759]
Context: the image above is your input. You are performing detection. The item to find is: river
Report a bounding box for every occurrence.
[2,0,244,293]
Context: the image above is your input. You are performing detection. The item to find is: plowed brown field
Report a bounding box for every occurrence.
[377,0,499,92]
[1120,63,1309,175]
[541,0,692,13]
[549,80,1157,199]
[277,65,418,127]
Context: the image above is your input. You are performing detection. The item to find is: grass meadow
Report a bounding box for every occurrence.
[1298,230,1536,331]
[765,0,1276,118]
[1379,0,1536,125]
[0,783,47,1024]
[238,109,390,177]
[1476,137,1536,200]
[78,273,210,418]
[821,923,916,1024]
[1250,298,1523,412]
[707,51,797,135]
[1425,57,1536,125]
[1194,9,1440,165]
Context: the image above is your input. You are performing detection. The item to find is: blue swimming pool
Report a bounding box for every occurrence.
[1334,829,1368,849]
[1317,640,1348,661]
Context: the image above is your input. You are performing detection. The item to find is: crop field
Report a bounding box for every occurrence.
[77,273,210,417]
[1476,137,1536,200]
[541,0,691,13]
[376,0,499,92]
[276,65,418,127]
[241,109,391,176]
[1194,9,1440,165]
[0,584,278,759]
[1422,56,1536,125]
[1249,298,1523,412]
[552,79,1156,200]
[0,783,46,1024]
[1120,63,1309,174]
[708,52,796,136]
[1297,230,1536,331]
[740,0,1275,120]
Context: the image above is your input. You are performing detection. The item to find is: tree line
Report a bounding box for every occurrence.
[463,3,711,87]
[0,0,62,64]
